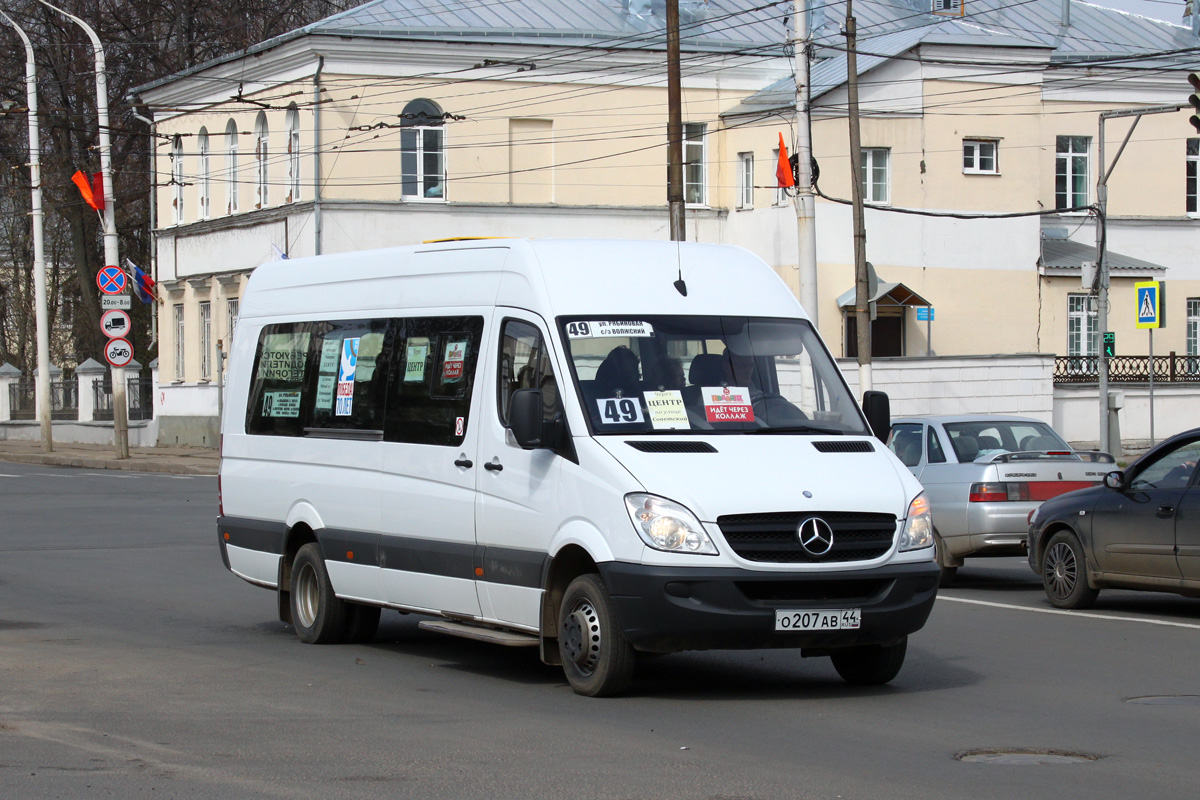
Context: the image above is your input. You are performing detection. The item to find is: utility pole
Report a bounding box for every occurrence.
[666,0,685,241]
[793,0,818,325]
[1093,104,1180,453]
[38,0,128,458]
[1,11,52,453]
[845,0,871,391]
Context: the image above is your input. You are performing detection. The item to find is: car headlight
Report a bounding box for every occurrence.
[899,493,934,552]
[624,493,718,555]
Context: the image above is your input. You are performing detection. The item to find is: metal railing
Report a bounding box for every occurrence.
[93,376,154,421]
[8,379,77,420]
[1054,352,1200,384]
[8,380,34,420]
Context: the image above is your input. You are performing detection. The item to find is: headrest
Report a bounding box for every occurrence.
[689,353,731,387]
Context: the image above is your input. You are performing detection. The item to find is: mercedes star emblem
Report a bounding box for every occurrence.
[797,516,835,557]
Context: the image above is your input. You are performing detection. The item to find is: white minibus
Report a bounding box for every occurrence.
[218,238,938,696]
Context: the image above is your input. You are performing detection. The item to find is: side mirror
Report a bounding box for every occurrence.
[861,390,891,443]
[1104,470,1126,490]
[508,388,543,449]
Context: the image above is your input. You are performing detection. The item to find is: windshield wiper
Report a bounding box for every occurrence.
[745,425,846,435]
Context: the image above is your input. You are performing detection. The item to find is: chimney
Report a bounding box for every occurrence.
[1062,0,1070,28]
[1187,0,1200,38]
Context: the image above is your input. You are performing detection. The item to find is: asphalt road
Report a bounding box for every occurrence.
[3,462,1200,799]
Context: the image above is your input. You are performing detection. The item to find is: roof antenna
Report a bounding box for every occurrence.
[673,239,687,296]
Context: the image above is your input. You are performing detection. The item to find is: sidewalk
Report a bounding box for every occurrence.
[0,439,218,475]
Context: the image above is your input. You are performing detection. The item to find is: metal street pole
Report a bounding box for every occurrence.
[666,0,685,241]
[845,1,871,392]
[37,0,128,458]
[792,0,818,326]
[0,11,53,453]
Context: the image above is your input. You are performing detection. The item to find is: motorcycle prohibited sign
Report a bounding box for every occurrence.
[104,337,134,368]
[100,310,131,339]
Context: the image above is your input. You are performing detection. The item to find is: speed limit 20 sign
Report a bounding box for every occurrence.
[104,337,134,368]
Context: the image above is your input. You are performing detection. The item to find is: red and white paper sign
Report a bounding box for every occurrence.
[701,386,754,423]
[443,341,466,381]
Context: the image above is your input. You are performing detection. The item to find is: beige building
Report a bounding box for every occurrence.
[135,0,1200,446]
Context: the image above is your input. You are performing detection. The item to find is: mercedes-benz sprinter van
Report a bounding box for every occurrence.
[218,238,938,696]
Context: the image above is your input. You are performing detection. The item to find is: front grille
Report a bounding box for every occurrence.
[812,440,875,453]
[717,511,896,564]
[738,579,892,605]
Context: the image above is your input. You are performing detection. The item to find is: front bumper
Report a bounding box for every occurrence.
[597,560,940,653]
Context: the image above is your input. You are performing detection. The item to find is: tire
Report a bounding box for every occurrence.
[1042,530,1098,609]
[934,532,958,588]
[831,638,907,686]
[557,574,635,697]
[344,603,381,644]
[290,543,349,644]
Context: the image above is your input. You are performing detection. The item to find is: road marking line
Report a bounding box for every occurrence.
[940,595,1200,631]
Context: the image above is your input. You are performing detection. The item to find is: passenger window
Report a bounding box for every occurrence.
[887,423,922,467]
[386,316,484,447]
[246,323,314,436]
[1130,440,1200,491]
[498,319,559,427]
[308,319,390,433]
[927,428,947,463]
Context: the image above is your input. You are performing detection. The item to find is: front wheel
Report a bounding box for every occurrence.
[830,638,907,685]
[290,543,349,644]
[1042,530,1098,609]
[558,574,635,697]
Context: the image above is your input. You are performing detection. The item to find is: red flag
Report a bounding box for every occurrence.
[91,172,105,211]
[72,170,101,211]
[776,133,795,188]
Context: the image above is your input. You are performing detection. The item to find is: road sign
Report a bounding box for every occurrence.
[104,337,133,368]
[97,266,127,296]
[916,307,934,322]
[1136,280,1162,329]
[100,309,131,339]
[1103,331,1116,357]
[101,295,131,310]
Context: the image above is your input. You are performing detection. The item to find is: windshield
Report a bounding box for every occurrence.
[558,315,870,436]
[943,420,1070,462]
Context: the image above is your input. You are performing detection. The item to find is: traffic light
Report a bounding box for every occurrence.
[1103,332,1116,358]
[1189,73,1200,133]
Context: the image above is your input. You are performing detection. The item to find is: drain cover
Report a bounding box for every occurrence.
[956,749,1099,765]
[1124,695,1200,706]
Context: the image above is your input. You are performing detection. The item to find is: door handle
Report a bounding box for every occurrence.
[1157,505,1175,518]
[454,457,473,469]
[484,460,504,472]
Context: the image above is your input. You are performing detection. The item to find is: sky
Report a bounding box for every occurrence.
[1087,0,1188,25]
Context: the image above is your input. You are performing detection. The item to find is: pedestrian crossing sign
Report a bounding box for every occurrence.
[1135,280,1162,329]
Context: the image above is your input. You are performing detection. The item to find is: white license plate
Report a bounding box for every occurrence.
[775,608,861,631]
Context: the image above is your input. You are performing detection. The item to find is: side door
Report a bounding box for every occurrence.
[474,313,567,630]
[1091,438,1197,580]
[378,314,486,617]
[1168,438,1200,580]
[919,423,967,538]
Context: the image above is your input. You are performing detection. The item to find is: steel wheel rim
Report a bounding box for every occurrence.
[561,598,601,675]
[294,562,320,628]
[1044,541,1079,601]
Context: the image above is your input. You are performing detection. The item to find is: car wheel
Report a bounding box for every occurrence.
[290,543,350,644]
[1042,530,1098,610]
[557,574,635,697]
[831,637,907,686]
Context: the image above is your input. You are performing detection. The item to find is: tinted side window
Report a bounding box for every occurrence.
[1131,439,1200,490]
[247,323,313,436]
[928,428,947,463]
[386,316,484,446]
[498,319,559,427]
[308,319,391,432]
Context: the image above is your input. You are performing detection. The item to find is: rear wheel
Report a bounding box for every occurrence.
[290,543,349,644]
[831,638,907,686]
[558,574,635,697]
[1042,530,1098,609]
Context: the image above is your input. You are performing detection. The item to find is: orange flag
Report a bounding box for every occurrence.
[776,132,795,188]
[72,170,103,211]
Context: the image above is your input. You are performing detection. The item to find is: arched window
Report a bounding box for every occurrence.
[171,135,184,224]
[286,104,300,203]
[400,98,445,200]
[254,111,269,209]
[225,119,239,214]
[198,128,211,219]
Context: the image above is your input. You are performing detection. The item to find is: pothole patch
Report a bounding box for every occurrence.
[956,749,1100,765]
[1124,695,1200,706]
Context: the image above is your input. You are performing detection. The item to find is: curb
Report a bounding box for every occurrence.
[0,453,217,476]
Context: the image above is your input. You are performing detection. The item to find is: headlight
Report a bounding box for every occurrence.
[624,494,718,555]
[899,493,933,552]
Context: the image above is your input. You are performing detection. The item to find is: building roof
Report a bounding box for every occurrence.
[1040,237,1167,273]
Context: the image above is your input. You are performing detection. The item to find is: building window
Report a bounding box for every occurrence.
[1056,136,1090,211]
[254,111,268,209]
[400,98,446,200]
[963,139,998,174]
[171,135,184,224]
[1187,298,1199,373]
[198,128,211,219]
[1187,139,1198,215]
[199,301,212,380]
[737,152,754,210]
[225,119,239,214]
[286,105,300,204]
[174,304,185,381]
[684,122,707,206]
[227,297,240,347]
[861,148,889,204]
[1067,294,1097,372]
